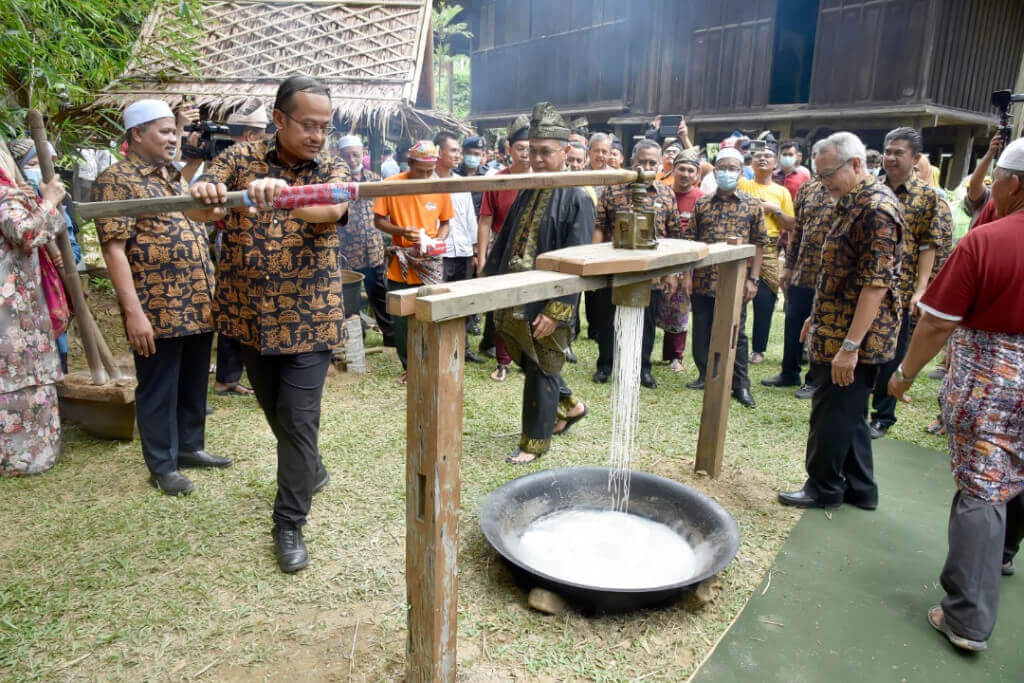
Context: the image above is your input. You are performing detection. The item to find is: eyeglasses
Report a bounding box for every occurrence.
[281,110,335,136]
[816,158,852,179]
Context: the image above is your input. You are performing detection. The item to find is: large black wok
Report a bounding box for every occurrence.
[479,467,740,612]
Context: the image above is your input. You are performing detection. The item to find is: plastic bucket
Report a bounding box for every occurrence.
[340,269,364,317]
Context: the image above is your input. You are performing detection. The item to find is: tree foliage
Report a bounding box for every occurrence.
[431,1,472,119]
[0,0,200,149]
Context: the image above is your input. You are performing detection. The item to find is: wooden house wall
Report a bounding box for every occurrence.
[469,0,629,117]
[927,0,1024,113]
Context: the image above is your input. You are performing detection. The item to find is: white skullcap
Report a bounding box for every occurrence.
[715,147,744,165]
[338,135,363,150]
[996,137,1024,172]
[124,99,175,130]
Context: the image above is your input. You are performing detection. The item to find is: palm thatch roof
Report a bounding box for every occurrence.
[96,0,469,136]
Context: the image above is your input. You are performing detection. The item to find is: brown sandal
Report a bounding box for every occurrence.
[490,364,509,382]
[505,448,542,465]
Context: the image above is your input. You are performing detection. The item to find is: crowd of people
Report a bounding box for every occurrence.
[1,73,1021,654]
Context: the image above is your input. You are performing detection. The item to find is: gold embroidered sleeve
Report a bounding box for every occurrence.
[542,299,576,323]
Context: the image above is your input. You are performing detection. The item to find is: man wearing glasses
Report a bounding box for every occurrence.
[778,132,904,511]
[191,75,351,573]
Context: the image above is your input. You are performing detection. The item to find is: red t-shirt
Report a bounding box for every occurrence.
[674,186,703,235]
[919,211,1024,334]
[480,168,519,234]
[775,168,810,200]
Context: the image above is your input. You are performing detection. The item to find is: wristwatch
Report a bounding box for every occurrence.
[840,339,861,353]
[894,363,916,383]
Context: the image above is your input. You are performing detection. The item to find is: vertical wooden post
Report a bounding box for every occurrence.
[694,259,747,477]
[405,316,465,683]
[945,126,974,191]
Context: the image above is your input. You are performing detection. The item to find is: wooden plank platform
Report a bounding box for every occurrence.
[534,238,709,276]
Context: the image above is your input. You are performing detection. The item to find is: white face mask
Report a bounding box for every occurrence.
[780,155,796,170]
[868,167,881,177]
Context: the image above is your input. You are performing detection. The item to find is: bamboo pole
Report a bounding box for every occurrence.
[26,111,120,384]
[73,169,651,221]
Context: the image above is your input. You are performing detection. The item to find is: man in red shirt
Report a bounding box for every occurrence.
[663,147,703,370]
[772,140,811,200]
[477,115,530,379]
[889,137,1024,654]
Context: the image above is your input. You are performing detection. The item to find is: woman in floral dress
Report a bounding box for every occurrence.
[0,154,67,475]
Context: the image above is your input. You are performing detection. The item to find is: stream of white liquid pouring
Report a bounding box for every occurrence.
[608,305,645,512]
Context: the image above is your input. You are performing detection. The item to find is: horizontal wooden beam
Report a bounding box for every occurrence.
[386,243,754,322]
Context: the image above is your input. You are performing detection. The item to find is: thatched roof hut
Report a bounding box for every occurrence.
[96,0,469,138]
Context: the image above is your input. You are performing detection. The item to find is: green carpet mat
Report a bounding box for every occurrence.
[694,439,1024,682]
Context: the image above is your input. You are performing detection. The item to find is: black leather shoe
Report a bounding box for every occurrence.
[465,349,485,364]
[640,371,658,389]
[592,369,610,384]
[313,467,330,495]
[869,420,890,440]
[272,524,309,573]
[686,378,705,390]
[468,320,482,336]
[843,490,878,510]
[178,450,233,469]
[778,489,840,509]
[794,383,818,399]
[732,388,756,408]
[149,471,194,496]
[762,373,800,388]
[564,346,578,364]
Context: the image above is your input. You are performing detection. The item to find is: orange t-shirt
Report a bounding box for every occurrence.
[373,171,455,284]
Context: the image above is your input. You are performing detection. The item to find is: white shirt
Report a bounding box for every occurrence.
[436,172,477,257]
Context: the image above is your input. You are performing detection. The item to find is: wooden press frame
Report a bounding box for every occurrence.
[386,242,754,682]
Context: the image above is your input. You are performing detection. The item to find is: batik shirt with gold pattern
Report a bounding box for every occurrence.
[93,154,215,339]
[337,166,385,270]
[886,175,951,309]
[809,177,904,365]
[686,191,768,297]
[786,178,834,289]
[198,138,350,355]
[596,181,684,241]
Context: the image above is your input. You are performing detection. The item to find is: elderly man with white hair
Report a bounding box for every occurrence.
[778,131,904,510]
[888,137,1024,653]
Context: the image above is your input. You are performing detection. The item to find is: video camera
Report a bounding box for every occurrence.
[181,120,234,161]
[991,89,1024,145]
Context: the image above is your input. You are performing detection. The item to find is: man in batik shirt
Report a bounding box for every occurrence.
[685,146,768,408]
[96,100,232,497]
[485,102,593,465]
[763,140,834,399]
[868,127,952,439]
[889,137,1024,654]
[778,132,903,511]
[592,139,683,389]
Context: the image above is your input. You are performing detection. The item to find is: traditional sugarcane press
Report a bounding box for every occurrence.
[612,181,659,250]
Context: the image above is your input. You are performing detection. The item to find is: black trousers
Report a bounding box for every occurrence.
[941,490,1024,641]
[751,280,777,354]
[240,346,331,527]
[480,311,496,353]
[803,362,878,505]
[133,332,213,475]
[691,292,751,391]
[594,287,658,376]
[215,334,244,385]
[444,256,478,345]
[521,353,573,448]
[871,307,911,427]
[781,285,815,385]
[584,290,599,339]
[386,279,410,369]
[355,265,394,347]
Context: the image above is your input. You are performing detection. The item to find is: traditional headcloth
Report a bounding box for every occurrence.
[124,99,175,130]
[528,102,570,141]
[7,138,34,164]
[337,135,363,150]
[226,101,269,129]
[715,147,744,165]
[611,139,624,154]
[408,140,439,163]
[462,135,485,151]
[569,116,589,132]
[508,114,530,143]
[996,137,1024,172]
[674,146,702,168]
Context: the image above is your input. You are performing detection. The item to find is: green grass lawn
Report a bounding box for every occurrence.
[0,300,948,681]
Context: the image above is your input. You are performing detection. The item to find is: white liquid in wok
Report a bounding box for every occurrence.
[515,509,698,590]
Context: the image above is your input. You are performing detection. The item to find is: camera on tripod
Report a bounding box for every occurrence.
[181,120,234,161]
[991,89,1024,145]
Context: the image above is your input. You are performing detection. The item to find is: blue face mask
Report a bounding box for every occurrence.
[23,167,43,185]
[715,169,740,191]
[463,154,481,169]
[780,155,796,170]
